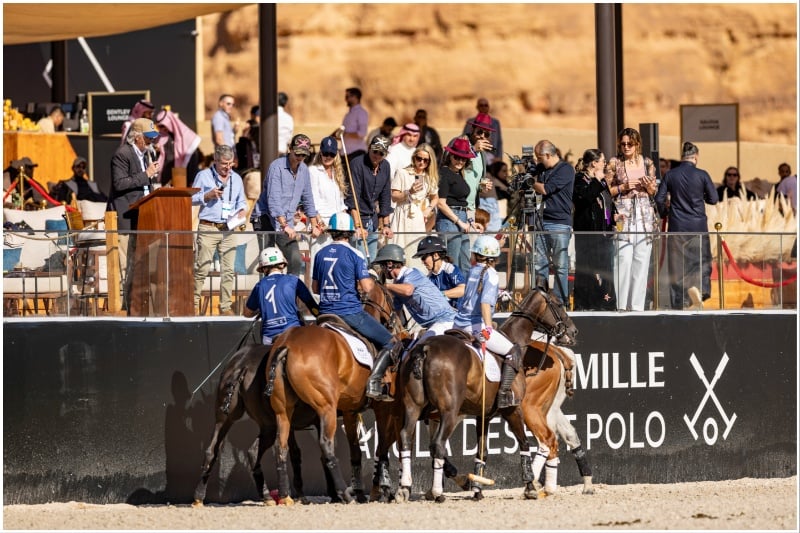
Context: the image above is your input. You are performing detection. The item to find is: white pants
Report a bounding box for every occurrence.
[458,324,514,357]
[615,234,652,311]
[419,319,454,341]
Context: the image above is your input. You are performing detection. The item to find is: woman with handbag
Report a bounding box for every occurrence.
[605,128,658,311]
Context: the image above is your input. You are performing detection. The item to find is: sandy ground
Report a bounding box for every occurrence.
[3,477,796,531]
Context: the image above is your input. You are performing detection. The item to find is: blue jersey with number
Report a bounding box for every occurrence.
[313,241,370,315]
[246,273,318,340]
[453,264,499,330]
[393,266,456,328]
[427,260,465,309]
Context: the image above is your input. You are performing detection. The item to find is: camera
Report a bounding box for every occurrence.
[508,145,544,193]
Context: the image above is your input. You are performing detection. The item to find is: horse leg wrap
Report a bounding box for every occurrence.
[324,456,348,493]
[374,459,391,489]
[471,458,486,494]
[351,462,363,492]
[544,457,560,494]
[571,445,593,477]
[265,353,282,398]
[431,457,445,497]
[520,450,534,483]
[275,447,291,498]
[532,444,549,480]
[400,450,413,487]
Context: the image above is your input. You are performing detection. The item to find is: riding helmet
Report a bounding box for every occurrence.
[471,235,501,258]
[328,212,355,232]
[259,247,287,268]
[374,244,405,264]
[413,235,448,257]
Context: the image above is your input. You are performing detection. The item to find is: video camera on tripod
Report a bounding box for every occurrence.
[507,145,546,216]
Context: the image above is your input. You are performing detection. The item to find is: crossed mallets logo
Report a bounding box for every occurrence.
[683,353,737,445]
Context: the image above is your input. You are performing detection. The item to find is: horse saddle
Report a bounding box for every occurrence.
[443,329,501,382]
[317,314,378,369]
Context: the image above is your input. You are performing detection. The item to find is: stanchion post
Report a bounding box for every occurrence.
[715,222,724,309]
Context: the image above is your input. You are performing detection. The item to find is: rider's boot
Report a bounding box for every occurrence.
[366,342,396,401]
[497,344,522,409]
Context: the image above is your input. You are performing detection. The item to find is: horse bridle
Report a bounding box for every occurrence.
[360,281,403,335]
[508,287,568,340]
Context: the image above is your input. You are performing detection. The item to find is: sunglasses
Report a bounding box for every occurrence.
[452,155,468,162]
[726,172,739,177]
[620,142,636,147]
[370,150,386,157]
[473,129,490,138]
[321,152,337,158]
[413,155,430,163]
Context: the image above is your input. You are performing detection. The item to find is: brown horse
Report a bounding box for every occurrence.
[522,339,594,496]
[395,281,578,502]
[192,342,341,506]
[266,278,405,505]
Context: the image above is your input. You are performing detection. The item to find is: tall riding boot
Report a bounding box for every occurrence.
[366,343,395,401]
[497,345,522,409]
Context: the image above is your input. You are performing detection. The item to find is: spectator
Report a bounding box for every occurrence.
[235,123,260,172]
[153,108,202,187]
[51,157,107,204]
[385,122,421,179]
[255,134,323,276]
[659,157,671,181]
[191,144,248,316]
[211,94,238,149]
[341,87,369,162]
[436,138,478,273]
[311,212,397,401]
[36,106,64,133]
[120,99,154,144]
[414,235,465,310]
[716,166,756,201]
[531,140,575,308]
[462,98,503,165]
[344,136,394,262]
[278,92,294,155]
[776,162,797,213]
[308,135,348,273]
[605,127,658,311]
[243,104,259,138]
[479,161,503,233]
[571,148,616,311]
[109,118,160,311]
[4,157,42,205]
[243,246,320,345]
[486,159,512,207]
[390,143,439,269]
[414,109,443,161]
[458,113,495,223]
[655,142,718,310]
[366,116,398,149]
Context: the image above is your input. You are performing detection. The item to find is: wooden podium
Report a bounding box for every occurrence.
[127,187,198,316]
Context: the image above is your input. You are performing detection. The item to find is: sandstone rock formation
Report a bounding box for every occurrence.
[202,4,797,145]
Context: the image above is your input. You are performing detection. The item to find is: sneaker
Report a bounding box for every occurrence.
[687,287,703,310]
[220,308,235,316]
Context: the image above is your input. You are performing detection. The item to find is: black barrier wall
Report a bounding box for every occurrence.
[2,313,797,504]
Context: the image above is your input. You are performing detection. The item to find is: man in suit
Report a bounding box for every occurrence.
[109,117,160,311]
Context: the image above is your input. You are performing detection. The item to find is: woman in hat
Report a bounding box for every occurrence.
[435,138,481,273]
[308,135,348,273]
[390,143,439,271]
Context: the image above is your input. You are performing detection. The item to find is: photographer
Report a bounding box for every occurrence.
[530,140,575,308]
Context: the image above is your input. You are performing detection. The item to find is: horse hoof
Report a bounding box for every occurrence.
[341,487,356,504]
[278,496,294,506]
[394,486,410,503]
[582,486,596,495]
[425,490,446,503]
[191,500,203,508]
[471,490,484,501]
[264,499,277,507]
[523,484,539,500]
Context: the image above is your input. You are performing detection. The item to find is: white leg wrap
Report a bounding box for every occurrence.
[531,444,549,480]
[544,457,560,494]
[400,450,412,487]
[432,457,445,497]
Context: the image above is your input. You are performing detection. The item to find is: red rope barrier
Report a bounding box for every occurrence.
[3,176,76,212]
[720,240,797,288]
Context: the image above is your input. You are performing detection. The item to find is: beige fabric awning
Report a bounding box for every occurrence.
[3,3,250,45]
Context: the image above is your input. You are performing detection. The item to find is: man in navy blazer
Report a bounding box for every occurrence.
[110,117,160,310]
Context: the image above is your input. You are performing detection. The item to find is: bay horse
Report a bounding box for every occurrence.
[395,281,578,502]
[266,278,406,505]
[192,342,338,506]
[521,338,594,496]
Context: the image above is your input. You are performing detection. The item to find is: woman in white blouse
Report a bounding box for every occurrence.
[308,136,348,272]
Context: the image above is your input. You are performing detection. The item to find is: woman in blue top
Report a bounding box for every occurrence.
[244,247,320,346]
[453,235,522,409]
[413,235,466,310]
[312,212,397,402]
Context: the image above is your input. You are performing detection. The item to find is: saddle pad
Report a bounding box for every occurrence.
[321,323,373,369]
[465,344,501,382]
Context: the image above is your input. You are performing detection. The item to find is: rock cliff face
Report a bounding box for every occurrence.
[202,4,797,144]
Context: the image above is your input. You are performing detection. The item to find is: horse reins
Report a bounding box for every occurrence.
[506,289,566,376]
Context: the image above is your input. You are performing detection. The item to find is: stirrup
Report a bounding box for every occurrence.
[496,389,519,409]
[366,381,393,402]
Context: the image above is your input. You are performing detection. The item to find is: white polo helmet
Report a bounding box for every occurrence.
[328,212,355,232]
[259,247,287,268]
[470,235,501,258]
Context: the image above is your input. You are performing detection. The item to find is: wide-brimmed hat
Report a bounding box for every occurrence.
[444,138,476,160]
[12,157,37,168]
[469,112,496,132]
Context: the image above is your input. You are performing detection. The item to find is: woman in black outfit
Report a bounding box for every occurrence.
[572,148,617,311]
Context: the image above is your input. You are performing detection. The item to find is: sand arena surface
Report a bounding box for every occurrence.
[3,477,796,530]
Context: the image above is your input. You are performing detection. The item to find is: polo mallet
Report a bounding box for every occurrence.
[468,327,496,488]
[338,125,372,262]
[191,315,260,397]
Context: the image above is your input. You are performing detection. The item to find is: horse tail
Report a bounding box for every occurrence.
[412,344,427,380]
[221,357,248,415]
[265,346,288,398]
